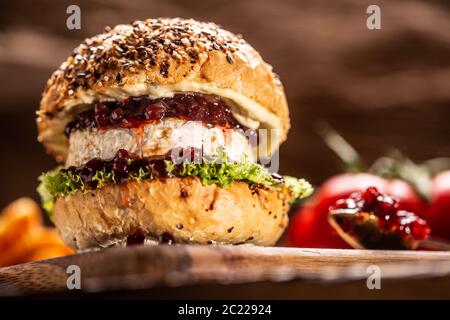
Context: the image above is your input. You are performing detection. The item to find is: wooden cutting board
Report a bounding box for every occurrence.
[1,245,449,299]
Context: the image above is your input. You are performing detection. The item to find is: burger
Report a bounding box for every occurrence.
[37,18,312,251]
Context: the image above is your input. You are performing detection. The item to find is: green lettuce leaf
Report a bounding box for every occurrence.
[283,176,314,202]
[37,153,313,215]
[166,152,275,188]
[37,166,85,217]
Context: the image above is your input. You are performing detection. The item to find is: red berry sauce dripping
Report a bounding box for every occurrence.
[330,187,430,241]
[126,229,146,246]
[159,232,176,245]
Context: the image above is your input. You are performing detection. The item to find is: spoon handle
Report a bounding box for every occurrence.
[418,237,450,251]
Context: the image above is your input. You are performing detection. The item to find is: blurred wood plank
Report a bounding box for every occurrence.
[0,245,449,298]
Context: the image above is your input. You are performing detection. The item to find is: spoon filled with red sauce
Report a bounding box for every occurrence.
[328,187,450,250]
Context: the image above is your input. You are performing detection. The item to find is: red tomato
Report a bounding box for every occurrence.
[424,171,450,240]
[286,173,427,248]
[287,201,351,249]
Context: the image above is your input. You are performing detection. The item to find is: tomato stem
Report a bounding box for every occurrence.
[316,122,366,173]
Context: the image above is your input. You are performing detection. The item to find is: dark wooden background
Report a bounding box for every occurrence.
[0,0,449,209]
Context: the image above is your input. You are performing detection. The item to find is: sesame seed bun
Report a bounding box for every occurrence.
[53,177,290,251]
[37,18,290,162]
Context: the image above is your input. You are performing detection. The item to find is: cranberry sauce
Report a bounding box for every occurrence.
[159,232,176,245]
[61,147,280,192]
[62,147,223,189]
[330,187,430,241]
[126,229,175,246]
[65,93,247,136]
[62,148,182,189]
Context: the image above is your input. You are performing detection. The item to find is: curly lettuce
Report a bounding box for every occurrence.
[37,153,313,215]
[37,167,84,215]
[283,176,313,201]
[165,153,275,188]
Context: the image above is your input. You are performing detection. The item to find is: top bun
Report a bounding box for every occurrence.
[37,18,290,162]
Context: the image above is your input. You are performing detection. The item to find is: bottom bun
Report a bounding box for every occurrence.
[53,177,290,251]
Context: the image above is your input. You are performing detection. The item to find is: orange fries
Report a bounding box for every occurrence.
[0,198,74,267]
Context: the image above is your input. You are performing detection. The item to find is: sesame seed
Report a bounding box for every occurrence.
[172,52,182,60]
[180,38,190,46]
[226,54,234,65]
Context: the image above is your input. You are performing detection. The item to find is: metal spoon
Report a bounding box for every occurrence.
[328,209,450,250]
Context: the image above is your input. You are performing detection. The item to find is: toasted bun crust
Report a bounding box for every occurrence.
[37,18,290,162]
[52,177,290,251]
